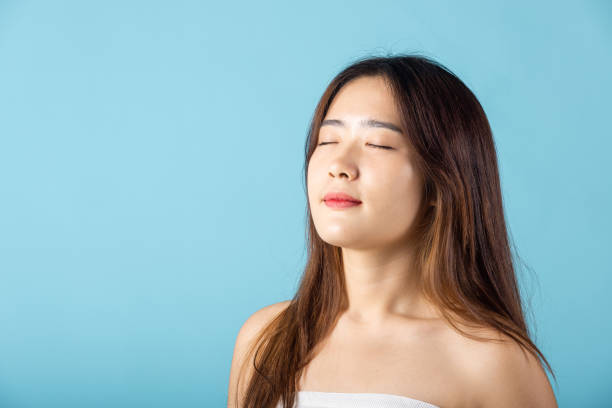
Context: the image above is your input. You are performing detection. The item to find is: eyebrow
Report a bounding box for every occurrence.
[320,118,403,134]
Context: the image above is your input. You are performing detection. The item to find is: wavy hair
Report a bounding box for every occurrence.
[232,53,556,408]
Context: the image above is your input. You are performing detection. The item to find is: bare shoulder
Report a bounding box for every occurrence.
[454,327,558,408]
[236,300,292,343]
[227,300,292,407]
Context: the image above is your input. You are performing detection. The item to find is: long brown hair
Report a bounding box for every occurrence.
[233,53,556,408]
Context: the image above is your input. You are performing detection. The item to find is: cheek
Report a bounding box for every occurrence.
[306,160,322,203]
[307,154,327,182]
[364,163,422,213]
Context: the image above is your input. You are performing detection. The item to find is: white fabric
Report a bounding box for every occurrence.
[275,391,440,408]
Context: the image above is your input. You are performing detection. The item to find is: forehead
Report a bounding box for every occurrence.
[325,75,401,122]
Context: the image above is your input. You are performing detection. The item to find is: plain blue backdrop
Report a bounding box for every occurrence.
[0,1,610,407]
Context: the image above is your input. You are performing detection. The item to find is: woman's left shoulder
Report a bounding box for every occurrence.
[453,327,558,408]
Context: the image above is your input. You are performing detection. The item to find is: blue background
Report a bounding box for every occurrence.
[1,1,610,407]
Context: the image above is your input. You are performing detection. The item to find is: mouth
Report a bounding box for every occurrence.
[323,199,362,209]
[323,192,361,203]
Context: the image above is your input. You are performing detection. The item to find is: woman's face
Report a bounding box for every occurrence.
[307,75,425,250]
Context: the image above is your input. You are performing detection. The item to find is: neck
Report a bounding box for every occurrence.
[339,243,439,327]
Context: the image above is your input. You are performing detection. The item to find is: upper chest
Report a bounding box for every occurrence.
[297,318,481,408]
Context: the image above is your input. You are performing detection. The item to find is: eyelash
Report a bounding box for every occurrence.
[317,142,393,150]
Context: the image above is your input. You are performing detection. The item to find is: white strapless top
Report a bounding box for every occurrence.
[275,391,440,408]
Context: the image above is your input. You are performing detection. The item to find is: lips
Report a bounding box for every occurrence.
[323,192,361,203]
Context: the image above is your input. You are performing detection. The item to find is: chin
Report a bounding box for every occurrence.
[318,233,369,250]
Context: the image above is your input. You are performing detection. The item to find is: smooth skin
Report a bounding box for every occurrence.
[228,75,558,408]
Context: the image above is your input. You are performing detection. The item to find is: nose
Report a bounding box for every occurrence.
[328,149,358,180]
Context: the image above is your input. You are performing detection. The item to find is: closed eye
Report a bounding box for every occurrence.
[317,142,394,150]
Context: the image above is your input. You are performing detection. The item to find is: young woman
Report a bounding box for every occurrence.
[227,54,558,408]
